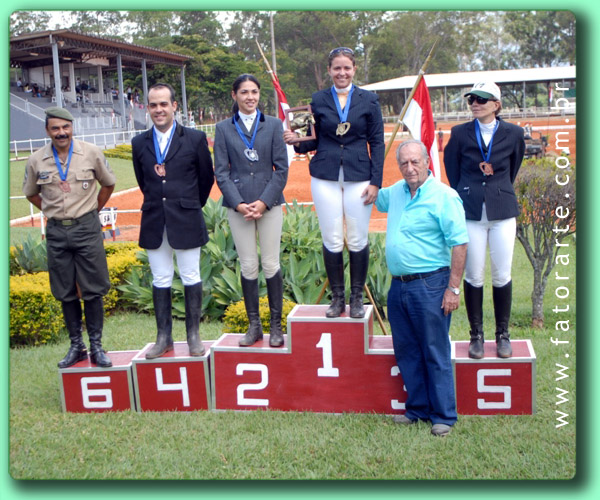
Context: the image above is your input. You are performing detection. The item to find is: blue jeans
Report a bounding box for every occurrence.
[387,269,457,425]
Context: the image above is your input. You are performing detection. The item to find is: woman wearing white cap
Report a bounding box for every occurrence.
[444,81,525,359]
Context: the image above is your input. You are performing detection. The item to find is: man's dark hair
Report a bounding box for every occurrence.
[149,82,177,103]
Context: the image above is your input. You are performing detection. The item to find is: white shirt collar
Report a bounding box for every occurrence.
[238,110,257,122]
[334,84,353,94]
[154,122,175,140]
[476,118,497,131]
[154,123,175,153]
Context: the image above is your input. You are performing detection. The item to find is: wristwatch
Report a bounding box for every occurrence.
[447,286,461,295]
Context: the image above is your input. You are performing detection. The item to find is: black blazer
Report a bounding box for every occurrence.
[444,117,525,221]
[295,86,385,188]
[132,123,214,249]
[214,112,288,210]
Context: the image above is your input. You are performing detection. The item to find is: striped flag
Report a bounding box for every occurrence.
[402,77,440,177]
[272,72,294,164]
[272,73,289,121]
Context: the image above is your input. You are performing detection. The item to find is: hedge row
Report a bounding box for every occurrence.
[9,242,141,347]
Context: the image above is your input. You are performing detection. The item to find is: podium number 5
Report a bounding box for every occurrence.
[317,333,339,377]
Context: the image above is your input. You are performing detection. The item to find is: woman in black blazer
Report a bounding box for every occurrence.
[444,81,525,359]
[214,74,289,347]
[283,47,384,319]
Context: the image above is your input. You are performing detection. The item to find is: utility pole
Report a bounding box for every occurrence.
[270,12,278,113]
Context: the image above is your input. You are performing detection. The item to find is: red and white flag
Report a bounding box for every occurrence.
[272,72,294,164]
[272,73,289,121]
[402,77,440,177]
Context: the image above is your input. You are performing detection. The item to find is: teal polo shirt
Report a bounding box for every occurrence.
[375,175,469,276]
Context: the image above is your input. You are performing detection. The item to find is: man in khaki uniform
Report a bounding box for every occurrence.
[22,107,116,368]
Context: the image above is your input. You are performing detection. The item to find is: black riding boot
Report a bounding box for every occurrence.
[493,281,513,358]
[185,282,205,356]
[464,280,485,359]
[84,297,112,367]
[349,244,369,318]
[323,246,345,318]
[266,270,284,347]
[146,286,174,359]
[239,276,263,346]
[58,300,88,368]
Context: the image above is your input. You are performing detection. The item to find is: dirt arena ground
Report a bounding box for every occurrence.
[12,116,575,242]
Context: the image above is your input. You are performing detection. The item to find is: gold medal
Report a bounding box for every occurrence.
[59,180,71,193]
[154,163,166,177]
[479,161,494,176]
[336,122,351,136]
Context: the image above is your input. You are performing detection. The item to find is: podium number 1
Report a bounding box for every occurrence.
[317,333,339,377]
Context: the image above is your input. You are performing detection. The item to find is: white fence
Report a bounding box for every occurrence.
[9,124,217,160]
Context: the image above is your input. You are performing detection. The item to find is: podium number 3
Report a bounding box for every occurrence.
[317,333,339,377]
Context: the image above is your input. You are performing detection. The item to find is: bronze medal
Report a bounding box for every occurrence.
[154,163,166,177]
[336,122,351,136]
[59,180,71,193]
[479,161,494,176]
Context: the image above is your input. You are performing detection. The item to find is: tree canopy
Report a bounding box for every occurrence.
[10,10,575,117]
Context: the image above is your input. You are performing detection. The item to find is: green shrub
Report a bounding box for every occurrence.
[10,243,142,346]
[223,296,296,333]
[10,273,64,346]
[10,234,47,275]
[104,244,143,313]
[366,232,391,318]
[103,144,133,160]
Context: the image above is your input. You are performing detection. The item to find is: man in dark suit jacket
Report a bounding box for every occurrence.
[132,82,214,359]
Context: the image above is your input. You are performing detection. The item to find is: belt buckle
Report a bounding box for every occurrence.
[61,219,76,226]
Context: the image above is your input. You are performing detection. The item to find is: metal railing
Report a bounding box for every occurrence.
[382,105,575,124]
[9,124,217,160]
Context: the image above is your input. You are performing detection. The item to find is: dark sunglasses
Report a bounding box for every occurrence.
[329,47,354,57]
[467,95,496,105]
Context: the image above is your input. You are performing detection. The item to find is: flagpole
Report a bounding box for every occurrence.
[255,39,277,85]
[384,40,438,160]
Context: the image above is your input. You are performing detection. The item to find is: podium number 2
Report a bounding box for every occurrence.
[316,333,339,377]
[236,363,269,406]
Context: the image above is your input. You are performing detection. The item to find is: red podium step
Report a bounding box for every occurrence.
[59,350,138,413]
[453,339,536,415]
[57,310,536,416]
[211,305,408,414]
[132,341,213,412]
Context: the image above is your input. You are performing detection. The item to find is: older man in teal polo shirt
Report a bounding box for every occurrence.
[375,140,468,437]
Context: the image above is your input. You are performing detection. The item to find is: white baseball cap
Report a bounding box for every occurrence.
[464,81,501,101]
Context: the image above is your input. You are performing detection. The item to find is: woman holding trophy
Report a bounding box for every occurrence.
[283,47,384,318]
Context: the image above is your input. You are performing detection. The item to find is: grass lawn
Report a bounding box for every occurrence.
[8,239,576,480]
[9,157,139,220]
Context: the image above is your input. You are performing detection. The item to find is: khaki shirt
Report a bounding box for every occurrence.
[22,139,116,220]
